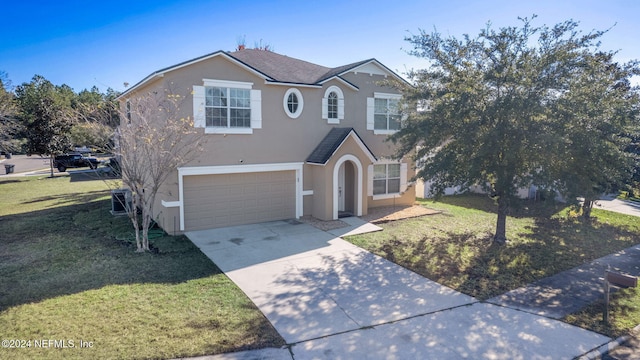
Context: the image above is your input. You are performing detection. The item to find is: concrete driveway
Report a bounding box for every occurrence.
[186,219,610,359]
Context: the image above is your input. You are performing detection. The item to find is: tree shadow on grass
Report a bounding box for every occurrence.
[370,214,639,302]
[0,198,221,309]
[20,189,111,208]
[432,194,566,219]
[375,231,526,300]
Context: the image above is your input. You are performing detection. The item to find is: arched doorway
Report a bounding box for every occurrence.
[332,154,363,220]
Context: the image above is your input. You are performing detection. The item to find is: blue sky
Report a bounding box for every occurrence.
[2,0,639,92]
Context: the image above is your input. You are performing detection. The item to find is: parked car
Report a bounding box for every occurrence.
[53,154,100,172]
[106,156,121,177]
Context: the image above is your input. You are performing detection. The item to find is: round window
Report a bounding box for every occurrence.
[283,88,303,118]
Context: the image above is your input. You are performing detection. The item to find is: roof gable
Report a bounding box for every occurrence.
[117,51,271,99]
[307,128,376,165]
[117,49,408,100]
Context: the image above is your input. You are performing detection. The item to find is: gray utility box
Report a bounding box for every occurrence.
[111,189,132,215]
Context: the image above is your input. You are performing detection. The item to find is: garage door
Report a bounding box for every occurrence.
[183,171,296,231]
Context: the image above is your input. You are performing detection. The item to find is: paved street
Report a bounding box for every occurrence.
[595,196,640,217]
[0,154,51,175]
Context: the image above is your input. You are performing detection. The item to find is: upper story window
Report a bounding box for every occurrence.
[205,87,251,128]
[283,88,303,118]
[366,92,402,135]
[287,92,299,113]
[328,92,338,119]
[374,98,400,130]
[192,79,262,134]
[322,86,344,124]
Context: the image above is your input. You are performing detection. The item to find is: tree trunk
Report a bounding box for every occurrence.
[49,155,54,178]
[494,195,509,245]
[131,193,144,252]
[141,205,151,252]
[582,198,594,221]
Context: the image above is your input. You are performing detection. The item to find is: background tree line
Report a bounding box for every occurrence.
[0,72,119,157]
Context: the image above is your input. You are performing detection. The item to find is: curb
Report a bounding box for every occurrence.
[577,324,640,360]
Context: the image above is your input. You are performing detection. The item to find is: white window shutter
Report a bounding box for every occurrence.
[250,89,262,129]
[321,97,328,120]
[366,97,375,130]
[192,85,205,128]
[367,164,374,196]
[400,162,408,193]
[338,98,345,120]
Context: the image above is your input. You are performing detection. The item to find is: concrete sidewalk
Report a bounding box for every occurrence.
[488,243,640,319]
[186,218,611,359]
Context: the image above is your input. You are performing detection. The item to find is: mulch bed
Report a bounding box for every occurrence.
[300,204,440,231]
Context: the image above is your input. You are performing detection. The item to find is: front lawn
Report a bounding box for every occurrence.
[348,195,640,301]
[0,176,284,360]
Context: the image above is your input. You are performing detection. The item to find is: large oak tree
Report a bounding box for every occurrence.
[391,17,639,243]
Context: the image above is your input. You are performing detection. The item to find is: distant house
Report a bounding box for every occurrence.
[118,49,415,234]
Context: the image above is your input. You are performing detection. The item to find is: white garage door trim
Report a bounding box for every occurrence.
[176,162,304,231]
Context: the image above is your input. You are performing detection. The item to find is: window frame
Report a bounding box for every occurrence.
[194,79,260,135]
[327,92,338,120]
[322,85,344,124]
[205,86,251,129]
[374,97,400,131]
[367,92,402,135]
[373,163,401,196]
[283,88,303,118]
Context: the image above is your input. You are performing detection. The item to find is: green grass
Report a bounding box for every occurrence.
[0,176,284,360]
[565,286,640,338]
[348,195,640,301]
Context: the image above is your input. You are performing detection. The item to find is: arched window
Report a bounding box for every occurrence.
[322,86,344,124]
[328,92,338,120]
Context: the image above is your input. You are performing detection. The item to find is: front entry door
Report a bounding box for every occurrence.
[338,162,345,211]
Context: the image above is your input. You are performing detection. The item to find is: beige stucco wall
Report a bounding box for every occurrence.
[122,53,415,231]
[309,134,376,221]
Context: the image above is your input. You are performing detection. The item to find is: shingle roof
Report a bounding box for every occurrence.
[316,59,373,83]
[306,127,376,164]
[229,49,331,84]
[117,49,408,100]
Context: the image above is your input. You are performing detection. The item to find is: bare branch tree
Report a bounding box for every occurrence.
[112,89,206,252]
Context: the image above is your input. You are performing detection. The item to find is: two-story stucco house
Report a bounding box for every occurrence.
[118,48,415,234]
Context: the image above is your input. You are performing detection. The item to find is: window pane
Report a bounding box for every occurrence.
[328,92,338,119]
[388,99,399,114]
[209,87,226,107]
[230,109,251,127]
[287,93,298,113]
[211,108,227,127]
[373,179,386,195]
[374,114,387,130]
[388,179,400,193]
[205,108,214,127]
[373,164,387,179]
[229,89,250,108]
[374,98,387,114]
[389,115,401,130]
[388,164,400,178]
